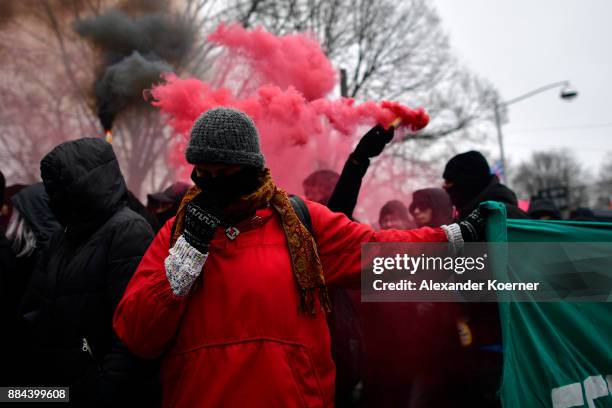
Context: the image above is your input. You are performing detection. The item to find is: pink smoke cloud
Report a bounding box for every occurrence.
[151,23,430,221]
[152,74,428,191]
[208,22,336,101]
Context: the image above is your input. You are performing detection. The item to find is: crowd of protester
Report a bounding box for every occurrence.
[0,107,605,407]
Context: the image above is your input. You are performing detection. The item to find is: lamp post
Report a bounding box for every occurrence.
[494,81,578,183]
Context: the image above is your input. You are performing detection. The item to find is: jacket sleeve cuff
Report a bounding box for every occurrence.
[164,235,208,297]
[348,153,370,175]
[441,223,464,254]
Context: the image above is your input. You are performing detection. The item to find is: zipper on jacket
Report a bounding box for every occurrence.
[82,337,94,358]
[82,337,102,373]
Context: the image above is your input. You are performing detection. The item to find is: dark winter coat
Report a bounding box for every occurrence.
[126,190,160,231]
[0,234,16,311]
[453,175,527,405]
[20,138,157,407]
[0,232,17,385]
[457,175,528,220]
[3,184,60,387]
[10,183,61,295]
[12,183,60,248]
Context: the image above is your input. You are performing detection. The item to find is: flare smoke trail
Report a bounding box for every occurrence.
[75,8,195,132]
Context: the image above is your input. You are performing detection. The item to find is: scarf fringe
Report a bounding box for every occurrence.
[299,286,332,315]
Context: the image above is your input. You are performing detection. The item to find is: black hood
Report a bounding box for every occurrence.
[458,175,521,219]
[443,151,491,208]
[11,183,61,246]
[410,188,453,227]
[40,138,127,234]
[528,199,562,220]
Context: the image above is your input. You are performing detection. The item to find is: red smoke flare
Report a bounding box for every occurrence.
[208,23,336,101]
[151,23,430,217]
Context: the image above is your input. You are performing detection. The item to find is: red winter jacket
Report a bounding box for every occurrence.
[113,199,446,407]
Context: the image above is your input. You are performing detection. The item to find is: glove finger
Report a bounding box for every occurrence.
[187,202,222,227]
[382,127,395,143]
[365,124,385,139]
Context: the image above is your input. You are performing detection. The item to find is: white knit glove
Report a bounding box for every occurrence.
[164,235,208,296]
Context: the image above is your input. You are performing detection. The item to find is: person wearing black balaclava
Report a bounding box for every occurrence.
[442,150,526,407]
[19,139,159,406]
[443,151,528,220]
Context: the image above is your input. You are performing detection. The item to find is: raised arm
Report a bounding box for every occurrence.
[327,125,394,218]
[307,200,449,288]
[113,193,221,359]
[327,154,370,218]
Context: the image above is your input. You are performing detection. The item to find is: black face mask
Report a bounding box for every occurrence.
[48,194,73,226]
[445,184,467,209]
[190,167,262,205]
[45,181,78,227]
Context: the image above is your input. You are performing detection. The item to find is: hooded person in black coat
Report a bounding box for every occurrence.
[442,151,525,406]
[442,151,528,221]
[7,183,61,289]
[20,138,157,406]
[3,183,60,385]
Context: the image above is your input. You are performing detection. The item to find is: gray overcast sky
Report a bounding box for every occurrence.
[434,0,612,176]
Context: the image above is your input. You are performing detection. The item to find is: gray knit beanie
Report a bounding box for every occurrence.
[185,107,265,169]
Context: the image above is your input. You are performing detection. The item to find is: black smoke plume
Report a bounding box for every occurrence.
[75,8,195,132]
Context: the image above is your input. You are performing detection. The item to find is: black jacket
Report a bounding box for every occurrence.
[21,139,156,406]
[327,153,370,218]
[11,183,60,248]
[0,233,17,385]
[456,175,526,406]
[10,183,61,299]
[0,234,16,310]
[457,175,528,220]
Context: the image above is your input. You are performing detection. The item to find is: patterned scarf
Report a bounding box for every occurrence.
[170,169,331,315]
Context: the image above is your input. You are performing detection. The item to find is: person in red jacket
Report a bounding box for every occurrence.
[113,107,483,407]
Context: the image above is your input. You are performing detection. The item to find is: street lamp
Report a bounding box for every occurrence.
[494,80,578,183]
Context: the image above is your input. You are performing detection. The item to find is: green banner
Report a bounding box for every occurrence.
[483,201,612,408]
